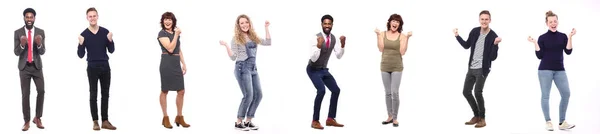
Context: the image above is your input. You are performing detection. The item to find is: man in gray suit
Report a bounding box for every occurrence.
[14,8,46,131]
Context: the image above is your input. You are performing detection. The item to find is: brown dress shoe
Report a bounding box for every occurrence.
[311,121,324,129]
[163,116,173,129]
[93,120,100,130]
[22,122,30,131]
[465,117,480,125]
[174,116,190,128]
[326,118,344,127]
[33,117,45,129]
[102,120,117,130]
[475,118,486,128]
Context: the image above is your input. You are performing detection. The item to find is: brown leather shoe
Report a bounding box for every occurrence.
[22,122,30,131]
[326,118,344,127]
[162,116,173,129]
[311,121,324,129]
[174,116,190,128]
[33,117,45,129]
[102,120,117,130]
[475,118,486,128]
[93,120,100,130]
[465,117,480,125]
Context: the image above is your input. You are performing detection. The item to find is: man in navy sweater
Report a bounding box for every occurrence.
[77,7,117,131]
[453,10,501,128]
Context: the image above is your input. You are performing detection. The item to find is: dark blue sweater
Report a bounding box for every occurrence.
[536,30,572,71]
[455,27,499,76]
[78,27,114,63]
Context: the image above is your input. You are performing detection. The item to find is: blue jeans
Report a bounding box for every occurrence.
[234,61,262,119]
[538,70,571,123]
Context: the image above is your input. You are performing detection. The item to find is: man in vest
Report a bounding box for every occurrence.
[307,14,346,130]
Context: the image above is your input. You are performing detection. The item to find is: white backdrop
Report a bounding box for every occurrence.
[0,0,598,133]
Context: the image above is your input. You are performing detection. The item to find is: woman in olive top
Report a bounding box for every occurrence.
[157,12,190,129]
[374,13,412,127]
[527,10,576,131]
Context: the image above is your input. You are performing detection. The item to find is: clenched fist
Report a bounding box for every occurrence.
[453,28,459,36]
[339,36,346,47]
[316,36,324,49]
[35,35,42,46]
[569,28,576,37]
[20,36,27,47]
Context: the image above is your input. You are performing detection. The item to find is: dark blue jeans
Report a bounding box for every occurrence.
[306,65,340,121]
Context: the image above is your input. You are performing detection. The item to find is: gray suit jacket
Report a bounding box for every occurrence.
[14,26,46,70]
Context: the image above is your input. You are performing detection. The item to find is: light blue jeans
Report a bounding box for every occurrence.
[538,70,571,123]
[234,60,263,119]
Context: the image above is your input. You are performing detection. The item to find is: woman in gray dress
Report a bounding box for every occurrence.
[157,12,189,129]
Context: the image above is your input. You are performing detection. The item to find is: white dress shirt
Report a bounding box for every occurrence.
[309,32,345,62]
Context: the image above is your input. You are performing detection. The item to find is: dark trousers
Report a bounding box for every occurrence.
[306,66,341,121]
[462,69,487,118]
[87,62,111,121]
[20,63,45,122]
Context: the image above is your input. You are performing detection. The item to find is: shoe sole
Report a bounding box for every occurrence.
[559,125,575,130]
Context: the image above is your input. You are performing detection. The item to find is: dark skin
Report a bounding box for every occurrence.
[20,13,42,47]
[317,19,345,49]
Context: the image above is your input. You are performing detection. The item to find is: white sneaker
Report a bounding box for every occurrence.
[545,121,554,131]
[559,121,575,130]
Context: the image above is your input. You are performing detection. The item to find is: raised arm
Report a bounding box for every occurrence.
[454,28,472,49]
[528,36,543,59]
[399,32,410,56]
[375,29,384,52]
[309,35,323,62]
[334,35,346,59]
[106,31,115,53]
[260,21,271,46]
[565,28,575,55]
[77,35,86,58]
[158,31,179,54]
[14,31,25,56]
[229,39,239,61]
[490,35,500,61]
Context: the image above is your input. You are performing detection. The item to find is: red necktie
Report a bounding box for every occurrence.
[326,35,330,49]
[27,30,32,63]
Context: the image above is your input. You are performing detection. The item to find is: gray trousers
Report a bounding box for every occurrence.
[20,64,45,122]
[381,72,402,120]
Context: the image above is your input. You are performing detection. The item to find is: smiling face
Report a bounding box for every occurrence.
[163,19,173,30]
[24,12,35,29]
[321,19,332,35]
[238,17,250,33]
[389,20,400,32]
[87,11,98,26]
[546,16,558,32]
[479,14,490,29]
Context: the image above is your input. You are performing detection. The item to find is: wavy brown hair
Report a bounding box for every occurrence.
[234,14,261,45]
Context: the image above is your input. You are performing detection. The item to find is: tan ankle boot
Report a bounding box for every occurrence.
[175,116,190,128]
[163,116,173,129]
[101,120,117,130]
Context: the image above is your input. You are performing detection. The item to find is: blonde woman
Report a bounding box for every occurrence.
[219,14,271,131]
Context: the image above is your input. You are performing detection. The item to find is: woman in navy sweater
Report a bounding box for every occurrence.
[527,10,576,131]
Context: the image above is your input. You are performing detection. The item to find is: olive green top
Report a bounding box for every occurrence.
[380,32,403,72]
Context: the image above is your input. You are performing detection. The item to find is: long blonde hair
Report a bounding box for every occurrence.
[234,14,262,45]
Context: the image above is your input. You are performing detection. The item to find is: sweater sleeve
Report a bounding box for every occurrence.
[535,36,544,59]
[563,35,572,55]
